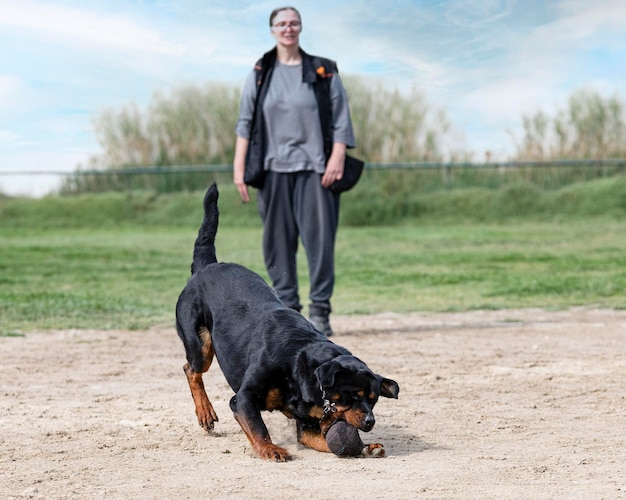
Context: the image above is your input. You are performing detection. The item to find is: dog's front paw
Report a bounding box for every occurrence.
[198,416,218,432]
[196,403,219,432]
[361,443,386,458]
[258,444,293,462]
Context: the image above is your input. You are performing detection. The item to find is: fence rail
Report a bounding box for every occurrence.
[1,159,625,196]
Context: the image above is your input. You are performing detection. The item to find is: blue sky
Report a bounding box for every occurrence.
[1,0,625,195]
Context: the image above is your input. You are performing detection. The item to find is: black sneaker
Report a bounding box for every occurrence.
[309,302,333,337]
[309,315,333,337]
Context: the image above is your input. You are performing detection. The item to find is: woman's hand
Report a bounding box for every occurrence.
[234,168,250,203]
[233,136,250,203]
[321,143,347,189]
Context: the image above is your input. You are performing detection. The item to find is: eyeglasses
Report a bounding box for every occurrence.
[272,21,301,30]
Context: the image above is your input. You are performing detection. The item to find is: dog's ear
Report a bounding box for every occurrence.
[377,376,400,399]
[315,359,345,389]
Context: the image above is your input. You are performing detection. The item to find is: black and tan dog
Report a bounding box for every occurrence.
[175,184,399,461]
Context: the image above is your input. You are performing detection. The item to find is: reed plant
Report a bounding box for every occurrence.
[76,77,457,175]
[512,88,626,160]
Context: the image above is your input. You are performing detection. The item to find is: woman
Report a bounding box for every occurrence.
[233,6,355,337]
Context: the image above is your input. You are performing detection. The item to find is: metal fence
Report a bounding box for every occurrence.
[1,159,625,197]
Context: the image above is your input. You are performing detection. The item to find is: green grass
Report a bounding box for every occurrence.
[2,220,625,333]
[2,175,625,332]
[3,174,626,228]
[334,222,626,313]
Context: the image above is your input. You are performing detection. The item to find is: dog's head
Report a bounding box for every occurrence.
[315,355,399,433]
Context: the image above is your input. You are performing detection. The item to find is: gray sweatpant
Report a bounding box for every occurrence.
[257,171,340,312]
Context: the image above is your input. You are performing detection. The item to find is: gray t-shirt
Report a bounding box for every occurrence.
[235,62,356,174]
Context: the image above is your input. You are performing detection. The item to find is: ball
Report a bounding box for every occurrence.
[325,420,364,457]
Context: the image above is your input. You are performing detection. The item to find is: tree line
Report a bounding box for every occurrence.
[79,78,626,171]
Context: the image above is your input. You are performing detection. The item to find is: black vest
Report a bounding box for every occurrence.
[244,48,338,188]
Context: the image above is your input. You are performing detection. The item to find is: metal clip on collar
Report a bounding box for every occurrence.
[321,388,337,416]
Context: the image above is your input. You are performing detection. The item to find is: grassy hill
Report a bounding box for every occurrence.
[1,175,626,229]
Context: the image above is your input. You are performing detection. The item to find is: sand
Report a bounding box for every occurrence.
[1,308,625,499]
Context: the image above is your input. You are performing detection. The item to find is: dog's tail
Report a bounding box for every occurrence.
[191,183,219,274]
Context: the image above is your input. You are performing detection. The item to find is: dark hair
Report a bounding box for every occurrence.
[269,6,301,27]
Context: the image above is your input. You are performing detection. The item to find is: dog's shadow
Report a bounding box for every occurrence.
[272,417,441,457]
[364,422,445,457]
[206,399,442,458]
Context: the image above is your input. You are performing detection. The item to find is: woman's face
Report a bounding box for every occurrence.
[271,9,302,48]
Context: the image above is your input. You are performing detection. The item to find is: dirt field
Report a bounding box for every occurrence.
[1,308,625,499]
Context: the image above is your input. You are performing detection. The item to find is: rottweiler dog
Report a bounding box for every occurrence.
[175,184,399,461]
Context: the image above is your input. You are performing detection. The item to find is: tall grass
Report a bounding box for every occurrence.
[83,84,241,170]
[512,89,626,160]
[79,82,626,176]
[75,76,457,178]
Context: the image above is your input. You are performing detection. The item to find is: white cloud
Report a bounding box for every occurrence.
[0,75,21,103]
[0,129,24,144]
[0,0,184,56]
[0,76,32,122]
[449,0,626,124]
[0,172,64,197]
[444,0,515,27]
[524,0,626,59]
[558,0,626,31]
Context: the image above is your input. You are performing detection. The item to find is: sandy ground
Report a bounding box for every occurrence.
[1,308,625,499]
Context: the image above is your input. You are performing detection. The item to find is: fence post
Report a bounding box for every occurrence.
[444,162,452,189]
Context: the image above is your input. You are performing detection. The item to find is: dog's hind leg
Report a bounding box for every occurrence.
[296,421,331,453]
[183,327,219,432]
